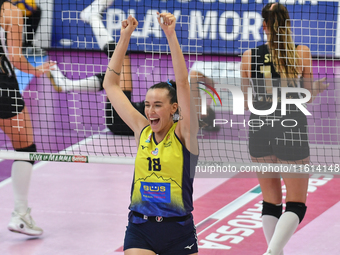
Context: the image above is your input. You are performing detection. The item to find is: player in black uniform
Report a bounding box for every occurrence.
[241,3,328,255]
[0,0,55,236]
[48,0,144,135]
[49,0,215,135]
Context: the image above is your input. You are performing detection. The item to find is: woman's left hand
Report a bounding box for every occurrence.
[121,15,138,38]
[312,77,329,95]
[157,12,176,37]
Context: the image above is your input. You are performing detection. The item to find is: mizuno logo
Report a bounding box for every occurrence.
[184,243,195,250]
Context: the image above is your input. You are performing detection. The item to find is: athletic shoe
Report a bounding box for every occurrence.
[263,250,273,255]
[8,208,43,236]
[80,1,103,24]
[46,65,66,92]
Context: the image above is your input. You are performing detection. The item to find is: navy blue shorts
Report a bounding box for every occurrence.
[124,220,198,255]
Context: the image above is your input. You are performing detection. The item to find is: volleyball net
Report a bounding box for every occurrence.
[0,0,339,172]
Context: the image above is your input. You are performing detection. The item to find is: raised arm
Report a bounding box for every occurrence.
[297,45,329,103]
[157,12,198,153]
[103,15,148,142]
[240,49,252,111]
[2,2,54,76]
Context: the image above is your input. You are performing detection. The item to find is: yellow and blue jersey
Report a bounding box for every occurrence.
[129,122,198,223]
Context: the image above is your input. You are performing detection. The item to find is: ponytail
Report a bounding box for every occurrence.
[263,3,300,79]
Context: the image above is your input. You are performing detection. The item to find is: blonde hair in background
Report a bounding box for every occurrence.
[266,4,300,79]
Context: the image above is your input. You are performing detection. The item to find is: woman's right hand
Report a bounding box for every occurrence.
[34,60,56,77]
[157,12,176,38]
[121,15,138,37]
[312,77,329,96]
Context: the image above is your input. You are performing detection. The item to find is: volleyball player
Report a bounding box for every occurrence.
[241,3,328,255]
[48,0,117,94]
[48,0,118,95]
[0,0,55,236]
[189,60,240,131]
[12,0,46,56]
[49,0,212,136]
[48,0,144,135]
[103,13,199,254]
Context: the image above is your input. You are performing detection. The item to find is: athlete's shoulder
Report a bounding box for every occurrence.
[296,45,311,54]
[256,44,266,50]
[252,44,268,55]
[139,125,152,141]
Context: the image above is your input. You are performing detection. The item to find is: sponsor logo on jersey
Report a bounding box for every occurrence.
[140,182,171,203]
[145,133,152,143]
[164,134,172,147]
[151,148,159,156]
[164,141,172,148]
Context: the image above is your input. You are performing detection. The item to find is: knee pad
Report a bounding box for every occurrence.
[103,40,117,58]
[15,143,37,165]
[285,202,307,223]
[262,201,283,219]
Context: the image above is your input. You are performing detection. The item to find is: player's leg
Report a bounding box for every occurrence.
[47,65,103,93]
[48,53,131,92]
[124,220,198,255]
[0,107,42,236]
[262,157,309,255]
[80,0,114,22]
[48,18,127,93]
[253,155,284,255]
[80,0,115,55]
[262,113,310,254]
[124,249,156,255]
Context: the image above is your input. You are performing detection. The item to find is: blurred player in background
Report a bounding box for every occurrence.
[189,61,241,131]
[12,0,46,56]
[241,3,328,255]
[48,0,216,135]
[1,0,55,236]
[48,0,142,135]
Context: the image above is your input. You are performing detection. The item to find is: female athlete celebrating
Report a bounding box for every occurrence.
[104,13,199,255]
